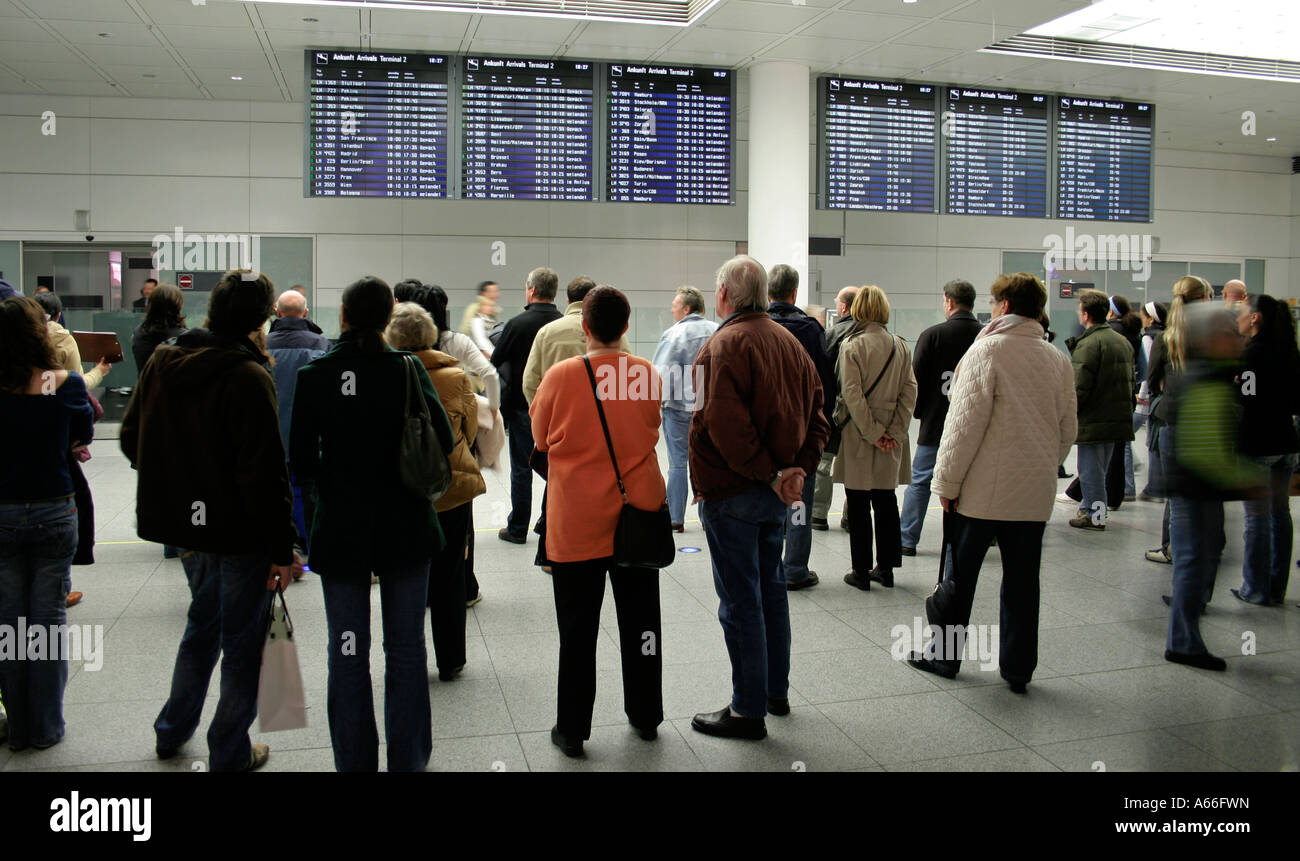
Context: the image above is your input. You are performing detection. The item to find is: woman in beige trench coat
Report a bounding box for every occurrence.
[833,285,917,590]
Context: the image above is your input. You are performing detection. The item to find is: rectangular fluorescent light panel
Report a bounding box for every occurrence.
[242,0,722,27]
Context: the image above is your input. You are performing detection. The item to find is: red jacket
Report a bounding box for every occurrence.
[689,311,830,500]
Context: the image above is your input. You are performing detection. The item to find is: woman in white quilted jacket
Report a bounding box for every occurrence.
[906,273,1077,693]
[833,285,917,591]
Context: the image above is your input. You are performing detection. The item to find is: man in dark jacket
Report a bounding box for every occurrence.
[690,255,830,742]
[267,289,330,557]
[766,263,834,590]
[899,279,982,554]
[1068,289,1135,531]
[812,286,858,529]
[490,267,562,544]
[121,270,296,772]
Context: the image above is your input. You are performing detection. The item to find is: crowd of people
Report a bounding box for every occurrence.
[1,257,1295,768]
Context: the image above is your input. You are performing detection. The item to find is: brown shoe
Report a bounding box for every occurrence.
[1068,514,1105,531]
[65,591,83,608]
[247,743,270,771]
[843,570,871,591]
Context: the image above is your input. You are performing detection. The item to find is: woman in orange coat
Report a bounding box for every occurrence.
[386,302,486,681]
[530,286,666,758]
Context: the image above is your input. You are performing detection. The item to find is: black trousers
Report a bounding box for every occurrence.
[928,512,1044,683]
[464,508,479,599]
[845,488,902,573]
[551,558,662,740]
[428,502,470,672]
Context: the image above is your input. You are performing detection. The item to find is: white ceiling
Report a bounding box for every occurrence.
[0,0,1296,157]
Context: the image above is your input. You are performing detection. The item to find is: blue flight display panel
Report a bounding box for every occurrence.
[945,87,1049,217]
[1056,97,1154,222]
[605,63,732,204]
[460,56,595,201]
[821,77,936,212]
[306,50,448,198]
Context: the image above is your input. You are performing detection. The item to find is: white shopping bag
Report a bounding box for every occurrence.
[257,585,308,733]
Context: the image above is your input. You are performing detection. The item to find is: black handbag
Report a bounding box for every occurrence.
[582,356,675,569]
[399,354,452,502]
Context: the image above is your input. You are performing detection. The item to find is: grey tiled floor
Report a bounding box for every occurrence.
[6,430,1298,772]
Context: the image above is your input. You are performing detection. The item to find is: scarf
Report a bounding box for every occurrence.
[976,313,1040,341]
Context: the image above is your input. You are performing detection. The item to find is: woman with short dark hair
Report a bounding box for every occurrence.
[132,283,187,373]
[0,297,93,751]
[290,276,454,772]
[530,285,666,758]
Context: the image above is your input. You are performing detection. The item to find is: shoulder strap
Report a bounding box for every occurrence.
[583,356,628,504]
[863,336,898,401]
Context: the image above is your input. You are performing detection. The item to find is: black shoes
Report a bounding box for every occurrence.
[1000,668,1028,694]
[811,517,829,531]
[550,726,584,757]
[156,741,178,760]
[438,664,464,682]
[498,528,526,545]
[767,698,790,716]
[867,566,894,588]
[787,571,819,591]
[671,523,684,533]
[691,706,767,740]
[1165,649,1227,671]
[900,545,916,557]
[843,569,871,591]
[631,722,658,741]
[1058,465,1072,478]
[906,651,958,679]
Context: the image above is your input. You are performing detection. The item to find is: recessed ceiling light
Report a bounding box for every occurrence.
[1266,136,1278,141]
[231,75,244,80]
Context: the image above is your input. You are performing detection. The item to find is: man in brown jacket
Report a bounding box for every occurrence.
[689,255,830,741]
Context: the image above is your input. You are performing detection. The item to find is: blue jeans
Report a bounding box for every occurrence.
[154,551,274,771]
[779,471,816,585]
[1076,443,1113,520]
[1167,496,1223,655]
[662,407,692,526]
[503,407,534,539]
[1123,411,1145,496]
[699,487,790,718]
[1240,454,1296,604]
[0,498,77,750]
[900,444,938,549]
[321,563,431,772]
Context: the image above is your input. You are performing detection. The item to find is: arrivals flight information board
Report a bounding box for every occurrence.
[461,56,595,200]
[1056,98,1154,222]
[944,88,1048,217]
[306,50,448,198]
[820,78,936,212]
[606,63,732,204]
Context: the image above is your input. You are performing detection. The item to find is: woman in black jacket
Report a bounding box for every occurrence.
[131,283,187,373]
[1233,294,1300,605]
[1107,295,1143,501]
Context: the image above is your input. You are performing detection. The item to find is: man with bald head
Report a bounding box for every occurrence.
[1222,280,1247,306]
[268,289,330,352]
[811,286,860,530]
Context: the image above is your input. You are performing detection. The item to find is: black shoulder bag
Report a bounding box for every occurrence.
[582,356,675,569]
[837,334,898,428]
[399,354,452,502]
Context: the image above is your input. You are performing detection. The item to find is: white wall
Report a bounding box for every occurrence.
[1,82,1293,350]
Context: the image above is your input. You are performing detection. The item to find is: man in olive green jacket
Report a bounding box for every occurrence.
[1069,289,1134,530]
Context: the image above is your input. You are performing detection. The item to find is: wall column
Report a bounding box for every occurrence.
[747,61,810,306]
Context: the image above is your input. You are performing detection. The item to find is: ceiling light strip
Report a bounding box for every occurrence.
[984,34,1300,83]
[242,0,692,26]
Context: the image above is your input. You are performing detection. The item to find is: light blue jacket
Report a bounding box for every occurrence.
[651,313,718,411]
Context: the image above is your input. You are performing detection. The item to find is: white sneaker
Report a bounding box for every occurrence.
[1055,493,1075,504]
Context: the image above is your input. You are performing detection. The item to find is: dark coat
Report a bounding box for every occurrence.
[120,329,297,565]
[1237,335,1300,457]
[131,324,187,374]
[768,302,836,427]
[911,310,982,446]
[490,302,563,413]
[290,335,455,580]
[689,311,830,500]
[267,316,331,352]
[1072,323,1136,444]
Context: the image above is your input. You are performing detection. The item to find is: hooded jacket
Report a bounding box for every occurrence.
[120,329,296,565]
[415,348,486,511]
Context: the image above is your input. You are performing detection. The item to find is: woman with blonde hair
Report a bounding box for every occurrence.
[834,285,917,590]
